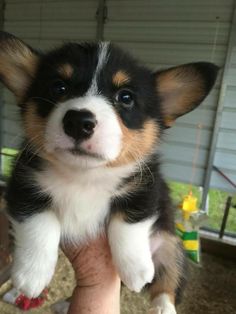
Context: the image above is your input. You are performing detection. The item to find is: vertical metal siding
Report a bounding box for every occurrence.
[210,46,236,192]
[104,0,234,187]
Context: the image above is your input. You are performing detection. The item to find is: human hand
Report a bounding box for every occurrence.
[63,235,120,314]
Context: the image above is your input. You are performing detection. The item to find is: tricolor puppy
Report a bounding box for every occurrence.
[0,32,218,313]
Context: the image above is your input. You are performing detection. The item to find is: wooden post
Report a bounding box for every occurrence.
[219,196,232,239]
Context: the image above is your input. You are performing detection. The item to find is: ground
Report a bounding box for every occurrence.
[0,250,235,314]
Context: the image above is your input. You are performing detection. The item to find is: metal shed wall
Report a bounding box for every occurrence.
[2,0,98,149]
[104,0,234,187]
[210,33,236,192]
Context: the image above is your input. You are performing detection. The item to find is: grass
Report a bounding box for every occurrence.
[169,181,236,234]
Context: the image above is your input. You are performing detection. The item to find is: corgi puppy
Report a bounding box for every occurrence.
[0,32,218,314]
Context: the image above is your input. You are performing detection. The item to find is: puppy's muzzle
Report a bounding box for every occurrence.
[63,109,97,142]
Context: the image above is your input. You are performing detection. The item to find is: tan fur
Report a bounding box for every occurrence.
[108,119,159,167]
[23,103,46,151]
[23,103,59,166]
[112,71,130,87]
[0,38,38,98]
[23,103,72,167]
[149,232,185,304]
[157,65,204,126]
[58,63,74,79]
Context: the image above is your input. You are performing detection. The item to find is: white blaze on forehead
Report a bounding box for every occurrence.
[86,42,110,96]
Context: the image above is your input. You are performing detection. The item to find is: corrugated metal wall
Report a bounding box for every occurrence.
[1,0,236,192]
[0,0,4,164]
[211,39,236,192]
[104,0,234,188]
[2,0,98,149]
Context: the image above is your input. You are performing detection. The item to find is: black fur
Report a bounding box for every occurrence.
[6,148,52,222]
[0,33,218,304]
[112,157,175,233]
[19,43,163,130]
[23,43,99,117]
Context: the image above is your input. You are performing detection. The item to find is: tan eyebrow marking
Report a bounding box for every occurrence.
[112,70,130,87]
[58,63,74,79]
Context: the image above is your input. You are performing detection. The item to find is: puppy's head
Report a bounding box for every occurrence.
[0,32,218,168]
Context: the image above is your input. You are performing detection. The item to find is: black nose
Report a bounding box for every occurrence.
[63,110,97,141]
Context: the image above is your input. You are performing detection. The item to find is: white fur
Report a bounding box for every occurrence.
[149,293,176,314]
[108,216,155,292]
[11,160,136,298]
[45,95,122,167]
[36,162,136,244]
[86,42,109,95]
[11,211,60,298]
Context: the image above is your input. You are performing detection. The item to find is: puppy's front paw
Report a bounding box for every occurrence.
[11,251,57,298]
[149,306,176,314]
[149,294,177,314]
[108,216,156,293]
[117,255,155,292]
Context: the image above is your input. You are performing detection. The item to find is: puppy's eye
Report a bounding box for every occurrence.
[51,80,68,96]
[115,89,134,108]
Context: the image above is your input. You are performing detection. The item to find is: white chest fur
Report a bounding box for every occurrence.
[36,163,135,244]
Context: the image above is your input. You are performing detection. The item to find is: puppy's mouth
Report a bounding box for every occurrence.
[67,146,104,160]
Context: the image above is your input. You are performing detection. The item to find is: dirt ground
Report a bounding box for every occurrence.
[0,252,235,314]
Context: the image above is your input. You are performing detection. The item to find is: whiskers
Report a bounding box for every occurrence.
[16,133,46,165]
[121,134,155,186]
[129,148,155,186]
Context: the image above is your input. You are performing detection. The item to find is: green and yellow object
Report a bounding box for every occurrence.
[176,192,201,264]
[176,222,200,263]
[1,147,18,177]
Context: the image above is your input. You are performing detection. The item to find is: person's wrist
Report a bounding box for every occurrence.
[63,235,121,314]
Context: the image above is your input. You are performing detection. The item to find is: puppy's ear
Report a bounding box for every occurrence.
[155,62,219,127]
[0,32,39,98]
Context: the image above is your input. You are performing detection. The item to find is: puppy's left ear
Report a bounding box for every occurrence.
[0,32,39,99]
[155,62,219,127]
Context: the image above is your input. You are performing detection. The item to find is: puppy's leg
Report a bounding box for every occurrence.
[11,210,60,298]
[148,232,187,314]
[108,214,155,293]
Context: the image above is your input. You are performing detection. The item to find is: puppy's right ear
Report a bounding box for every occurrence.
[0,32,39,98]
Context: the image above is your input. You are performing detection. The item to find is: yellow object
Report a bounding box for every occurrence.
[175,223,185,232]
[182,192,198,220]
[183,240,199,251]
[1,147,18,177]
